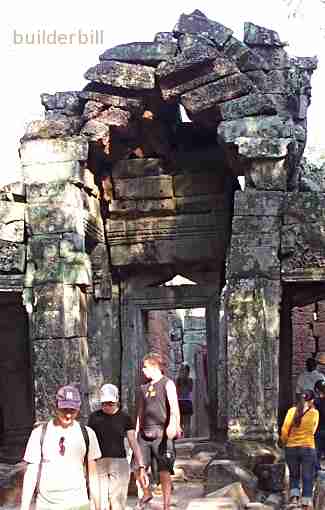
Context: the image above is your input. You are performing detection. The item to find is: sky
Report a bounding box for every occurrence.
[1,0,324,185]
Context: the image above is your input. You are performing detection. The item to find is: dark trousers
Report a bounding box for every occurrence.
[285,446,317,504]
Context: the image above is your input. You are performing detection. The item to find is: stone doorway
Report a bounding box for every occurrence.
[279,282,325,427]
[120,281,225,440]
[141,306,209,438]
[0,293,33,463]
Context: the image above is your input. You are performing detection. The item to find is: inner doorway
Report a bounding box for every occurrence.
[142,306,209,438]
[120,275,223,440]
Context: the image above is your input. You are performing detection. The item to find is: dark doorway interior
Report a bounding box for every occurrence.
[279,282,325,428]
[0,293,34,463]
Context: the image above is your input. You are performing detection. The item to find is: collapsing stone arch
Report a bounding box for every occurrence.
[0,9,319,461]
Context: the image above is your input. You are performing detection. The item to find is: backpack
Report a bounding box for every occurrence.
[35,422,90,497]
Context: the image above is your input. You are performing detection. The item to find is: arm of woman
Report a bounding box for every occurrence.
[281,408,295,444]
[313,409,320,435]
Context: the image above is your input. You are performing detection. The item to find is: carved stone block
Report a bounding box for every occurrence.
[246,159,287,191]
[229,216,281,279]
[33,337,88,421]
[99,41,177,65]
[218,115,293,143]
[218,93,276,121]
[0,241,25,273]
[0,203,25,243]
[26,204,84,235]
[31,284,87,339]
[173,10,233,48]
[244,22,284,47]
[226,278,281,440]
[235,137,290,158]
[234,190,284,217]
[20,136,88,166]
[22,161,81,184]
[174,173,226,196]
[114,176,173,199]
[181,74,254,114]
[26,181,84,207]
[84,61,156,90]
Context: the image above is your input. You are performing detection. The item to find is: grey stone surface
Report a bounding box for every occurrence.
[20,136,88,165]
[181,73,254,114]
[226,279,281,440]
[0,203,25,243]
[99,41,177,65]
[173,9,233,48]
[84,61,156,90]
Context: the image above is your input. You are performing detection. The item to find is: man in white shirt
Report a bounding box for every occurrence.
[20,385,102,510]
[296,358,325,398]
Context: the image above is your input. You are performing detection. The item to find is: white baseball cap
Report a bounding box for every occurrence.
[100,384,119,403]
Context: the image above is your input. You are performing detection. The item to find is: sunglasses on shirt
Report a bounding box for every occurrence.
[59,436,65,456]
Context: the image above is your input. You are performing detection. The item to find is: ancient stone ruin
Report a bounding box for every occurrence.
[0,9,322,463]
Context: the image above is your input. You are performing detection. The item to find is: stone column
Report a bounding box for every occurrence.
[225,190,283,440]
[20,135,95,420]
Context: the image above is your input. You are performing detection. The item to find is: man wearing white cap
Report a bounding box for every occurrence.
[88,384,147,510]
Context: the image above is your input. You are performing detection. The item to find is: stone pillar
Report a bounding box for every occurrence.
[20,135,95,420]
[225,191,283,440]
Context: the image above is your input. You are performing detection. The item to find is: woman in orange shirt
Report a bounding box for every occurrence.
[281,390,319,508]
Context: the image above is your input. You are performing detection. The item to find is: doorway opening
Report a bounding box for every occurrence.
[0,292,33,463]
[279,282,325,427]
[142,306,209,439]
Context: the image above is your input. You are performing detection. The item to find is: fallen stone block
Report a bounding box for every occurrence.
[181,73,254,114]
[206,482,250,509]
[205,459,258,499]
[173,9,233,48]
[99,40,177,65]
[84,61,156,90]
[254,463,285,492]
[187,497,239,510]
[244,22,285,47]
[22,116,82,140]
[79,83,144,113]
[41,91,82,115]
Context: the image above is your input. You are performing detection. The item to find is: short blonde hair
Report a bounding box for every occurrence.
[143,352,163,369]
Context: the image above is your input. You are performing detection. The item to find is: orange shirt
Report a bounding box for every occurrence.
[281,406,319,448]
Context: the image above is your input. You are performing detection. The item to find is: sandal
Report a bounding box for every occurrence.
[289,497,299,506]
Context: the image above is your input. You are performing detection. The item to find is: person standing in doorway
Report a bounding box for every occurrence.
[281,390,319,509]
[88,383,147,510]
[176,364,193,438]
[296,358,325,400]
[135,352,182,510]
[20,384,101,510]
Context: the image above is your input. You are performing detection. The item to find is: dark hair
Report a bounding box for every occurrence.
[143,352,163,369]
[293,391,314,427]
[306,357,317,372]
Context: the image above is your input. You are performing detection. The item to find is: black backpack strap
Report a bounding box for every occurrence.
[35,422,48,495]
[80,424,90,498]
